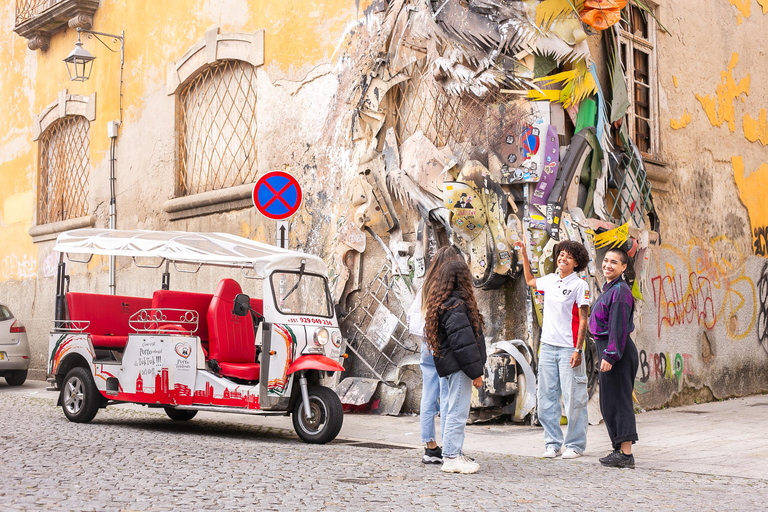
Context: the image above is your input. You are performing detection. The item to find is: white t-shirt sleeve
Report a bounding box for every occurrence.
[535,274,554,294]
[575,278,591,307]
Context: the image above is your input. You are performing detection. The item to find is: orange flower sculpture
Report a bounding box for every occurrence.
[579,0,627,30]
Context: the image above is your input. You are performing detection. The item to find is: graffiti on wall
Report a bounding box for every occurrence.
[753,226,768,257]
[1,254,36,280]
[757,262,768,354]
[652,236,755,339]
[638,349,695,383]
[40,251,60,279]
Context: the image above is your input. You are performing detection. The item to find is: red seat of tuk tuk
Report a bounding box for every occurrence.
[250,298,263,317]
[151,290,213,343]
[66,293,152,350]
[207,279,260,381]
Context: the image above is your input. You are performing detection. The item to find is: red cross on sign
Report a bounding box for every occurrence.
[252,171,303,220]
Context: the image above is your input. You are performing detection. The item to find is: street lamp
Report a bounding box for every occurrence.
[63,35,95,81]
[63,28,124,122]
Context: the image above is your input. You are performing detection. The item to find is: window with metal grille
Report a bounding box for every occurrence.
[391,59,465,149]
[38,115,90,225]
[178,59,258,196]
[618,5,658,156]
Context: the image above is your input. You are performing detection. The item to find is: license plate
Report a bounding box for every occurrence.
[0,352,6,360]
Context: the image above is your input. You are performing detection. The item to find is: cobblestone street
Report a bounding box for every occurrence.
[1,389,766,511]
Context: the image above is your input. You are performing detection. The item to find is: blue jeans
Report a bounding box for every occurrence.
[537,343,589,453]
[441,370,473,458]
[420,341,448,444]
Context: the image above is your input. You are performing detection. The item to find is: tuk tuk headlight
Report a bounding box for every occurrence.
[331,330,341,348]
[314,328,329,347]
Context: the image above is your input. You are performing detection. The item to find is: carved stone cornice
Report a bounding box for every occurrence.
[14,0,100,52]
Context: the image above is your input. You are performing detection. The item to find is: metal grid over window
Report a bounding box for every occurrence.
[14,0,49,26]
[619,5,658,156]
[178,60,258,196]
[38,115,90,225]
[391,59,465,149]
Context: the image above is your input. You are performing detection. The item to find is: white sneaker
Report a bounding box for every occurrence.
[562,448,582,459]
[542,447,562,458]
[441,455,479,474]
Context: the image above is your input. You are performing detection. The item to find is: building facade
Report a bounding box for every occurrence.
[0,0,766,411]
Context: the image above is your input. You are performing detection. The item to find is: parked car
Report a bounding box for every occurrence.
[0,303,31,386]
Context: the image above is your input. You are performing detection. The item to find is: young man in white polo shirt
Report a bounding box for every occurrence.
[516,238,591,459]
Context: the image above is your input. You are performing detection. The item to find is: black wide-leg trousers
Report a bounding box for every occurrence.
[596,337,639,449]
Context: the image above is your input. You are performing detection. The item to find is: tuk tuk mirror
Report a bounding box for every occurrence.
[232,293,251,317]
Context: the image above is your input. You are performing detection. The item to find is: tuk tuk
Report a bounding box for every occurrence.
[47,228,345,443]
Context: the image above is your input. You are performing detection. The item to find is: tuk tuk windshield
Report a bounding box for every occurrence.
[271,272,332,318]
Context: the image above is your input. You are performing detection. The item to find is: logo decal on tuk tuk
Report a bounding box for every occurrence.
[175,342,192,359]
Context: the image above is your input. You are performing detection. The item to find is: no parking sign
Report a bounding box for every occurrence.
[252,171,303,220]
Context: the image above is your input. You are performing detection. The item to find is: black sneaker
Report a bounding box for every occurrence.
[422,446,443,464]
[599,449,620,464]
[600,450,635,468]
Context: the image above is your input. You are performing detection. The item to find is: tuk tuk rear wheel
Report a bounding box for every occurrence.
[60,367,101,423]
[292,385,343,444]
[164,408,198,421]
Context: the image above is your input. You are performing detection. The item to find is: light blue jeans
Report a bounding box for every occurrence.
[441,370,474,458]
[537,343,589,453]
[420,341,448,444]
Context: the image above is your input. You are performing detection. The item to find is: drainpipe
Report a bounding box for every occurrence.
[107,121,120,295]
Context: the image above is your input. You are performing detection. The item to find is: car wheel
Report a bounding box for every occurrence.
[60,367,101,423]
[5,369,27,386]
[164,407,198,421]
[292,385,343,444]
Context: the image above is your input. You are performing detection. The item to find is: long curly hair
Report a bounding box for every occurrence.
[420,246,461,317]
[424,259,484,356]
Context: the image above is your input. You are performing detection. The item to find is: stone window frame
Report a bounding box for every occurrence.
[618,3,661,159]
[28,90,96,243]
[164,27,265,221]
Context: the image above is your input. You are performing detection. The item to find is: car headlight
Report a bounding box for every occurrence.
[314,328,329,347]
[331,330,341,348]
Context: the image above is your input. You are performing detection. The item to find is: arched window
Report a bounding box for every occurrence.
[177,59,258,196]
[38,115,90,224]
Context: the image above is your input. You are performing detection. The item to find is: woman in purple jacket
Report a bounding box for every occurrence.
[589,247,639,468]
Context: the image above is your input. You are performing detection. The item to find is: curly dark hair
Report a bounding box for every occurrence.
[424,259,484,356]
[553,240,590,273]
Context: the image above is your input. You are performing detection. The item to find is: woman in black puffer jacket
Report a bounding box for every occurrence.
[424,259,487,474]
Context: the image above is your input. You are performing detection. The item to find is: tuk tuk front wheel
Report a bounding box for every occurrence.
[292,385,343,444]
[60,367,101,423]
[164,407,198,421]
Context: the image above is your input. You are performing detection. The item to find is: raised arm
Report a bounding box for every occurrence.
[514,240,537,287]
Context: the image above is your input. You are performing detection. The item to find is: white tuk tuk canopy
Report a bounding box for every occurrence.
[54,229,328,278]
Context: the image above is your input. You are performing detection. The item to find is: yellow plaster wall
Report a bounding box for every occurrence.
[0,0,370,283]
[661,2,768,257]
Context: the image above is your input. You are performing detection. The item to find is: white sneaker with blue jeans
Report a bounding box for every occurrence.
[537,343,589,455]
[441,370,474,459]
[420,341,448,446]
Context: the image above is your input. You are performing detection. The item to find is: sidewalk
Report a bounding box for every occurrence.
[11,380,768,480]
